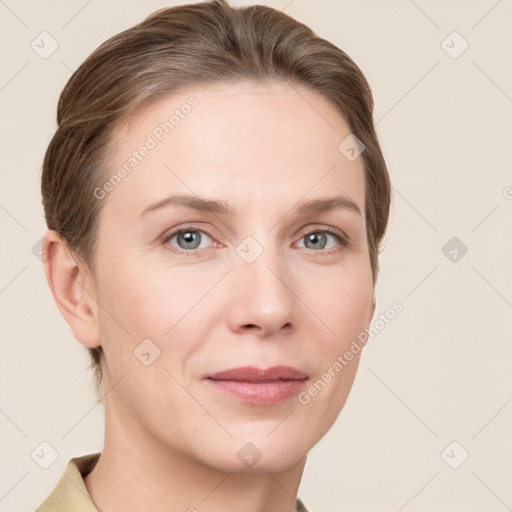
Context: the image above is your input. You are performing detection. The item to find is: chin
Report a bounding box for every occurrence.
[195,431,310,475]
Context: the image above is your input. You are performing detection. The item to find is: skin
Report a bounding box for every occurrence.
[43,80,376,512]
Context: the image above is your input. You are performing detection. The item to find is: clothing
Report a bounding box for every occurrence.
[35,452,309,512]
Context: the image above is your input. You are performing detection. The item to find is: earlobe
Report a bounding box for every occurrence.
[42,230,101,349]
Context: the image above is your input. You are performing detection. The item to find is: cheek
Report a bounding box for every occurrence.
[97,255,206,332]
[297,275,370,434]
[95,257,221,373]
[308,265,373,346]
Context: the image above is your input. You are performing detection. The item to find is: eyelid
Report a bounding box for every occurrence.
[295,223,350,244]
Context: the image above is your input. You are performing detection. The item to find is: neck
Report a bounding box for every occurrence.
[84,396,307,512]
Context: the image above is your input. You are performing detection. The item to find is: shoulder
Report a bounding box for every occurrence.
[35,452,100,512]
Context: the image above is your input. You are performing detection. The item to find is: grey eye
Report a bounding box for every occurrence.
[167,230,212,251]
[297,231,341,251]
[304,233,327,250]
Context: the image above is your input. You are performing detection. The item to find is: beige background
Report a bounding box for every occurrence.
[1,1,511,511]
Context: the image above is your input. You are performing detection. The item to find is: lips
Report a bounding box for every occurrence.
[206,366,309,405]
[207,366,308,382]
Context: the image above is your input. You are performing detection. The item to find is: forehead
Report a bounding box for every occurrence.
[103,81,365,217]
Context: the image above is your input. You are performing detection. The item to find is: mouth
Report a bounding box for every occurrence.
[205,366,309,405]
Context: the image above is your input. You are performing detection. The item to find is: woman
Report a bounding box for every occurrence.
[36,0,390,510]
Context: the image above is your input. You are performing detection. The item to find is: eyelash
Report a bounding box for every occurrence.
[162,224,350,257]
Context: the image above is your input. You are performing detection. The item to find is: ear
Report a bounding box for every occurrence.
[42,230,101,349]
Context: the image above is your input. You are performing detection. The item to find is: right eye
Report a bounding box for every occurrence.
[164,227,215,254]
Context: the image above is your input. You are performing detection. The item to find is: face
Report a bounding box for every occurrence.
[89,81,374,473]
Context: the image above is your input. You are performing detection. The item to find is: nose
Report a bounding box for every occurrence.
[225,242,297,337]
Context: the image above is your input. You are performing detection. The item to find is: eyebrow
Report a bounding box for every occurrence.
[139,194,233,218]
[139,194,362,219]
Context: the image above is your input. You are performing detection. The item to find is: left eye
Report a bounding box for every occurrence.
[296,231,341,251]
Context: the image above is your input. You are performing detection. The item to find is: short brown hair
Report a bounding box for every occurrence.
[41,0,391,401]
